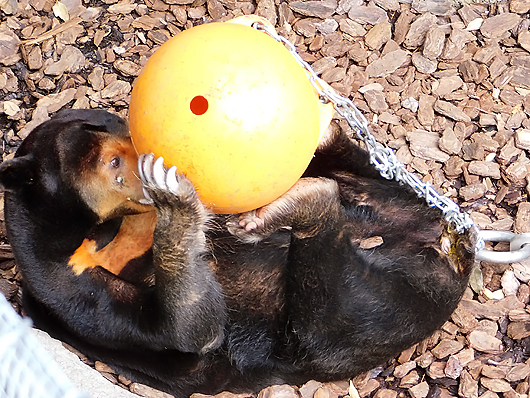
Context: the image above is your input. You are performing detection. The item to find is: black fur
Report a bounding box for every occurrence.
[0,110,475,397]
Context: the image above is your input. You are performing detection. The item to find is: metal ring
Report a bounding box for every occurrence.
[475,231,530,263]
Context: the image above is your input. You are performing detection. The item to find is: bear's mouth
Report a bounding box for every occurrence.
[125,196,154,212]
[98,198,154,221]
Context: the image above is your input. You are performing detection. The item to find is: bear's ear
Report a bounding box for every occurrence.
[54,109,129,137]
[0,156,35,192]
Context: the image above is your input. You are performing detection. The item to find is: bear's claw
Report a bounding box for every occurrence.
[138,153,181,196]
[152,156,166,188]
[166,166,179,195]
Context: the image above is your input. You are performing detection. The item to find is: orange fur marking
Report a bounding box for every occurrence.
[69,211,157,275]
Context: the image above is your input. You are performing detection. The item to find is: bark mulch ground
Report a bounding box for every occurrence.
[1,0,530,397]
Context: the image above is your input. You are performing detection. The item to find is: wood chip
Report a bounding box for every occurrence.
[365,50,408,78]
[506,363,530,382]
[394,361,416,378]
[258,385,299,398]
[289,0,337,19]
[460,183,486,201]
[363,90,388,113]
[467,161,501,179]
[339,19,366,37]
[412,0,453,16]
[423,26,445,60]
[431,340,464,359]
[113,59,142,77]
[409,381,429,398]
[444,356,463,379]
[20,16,82,45]
[95,361,116,373]
[404,12,438,49]
[458,370,478,398]
[300,380,323,398]
[130,383,175,398]
[507,322,530,340]
[364,22,391,51]
[407,129,450,162]
[357,379,379,397]
[411,53,437,74]
[427,362,446,379]
[373,389,397,398]
[43,45,85,75]
[468,330,503,354]
[373,0,398,11]
[480,378,513,393]
[100,80,131,99]
[432,76,463,98]
[434,100,471,123]
[481,365,506,379]
[36,88,76,113]
[359,236,383,249]
[348,5,388,25]
[480,13,521,39]
[511,0,530,13]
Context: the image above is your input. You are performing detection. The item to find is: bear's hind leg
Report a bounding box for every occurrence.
[227,177,343,243]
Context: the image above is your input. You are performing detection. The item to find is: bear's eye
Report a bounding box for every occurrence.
[110,157,121,168]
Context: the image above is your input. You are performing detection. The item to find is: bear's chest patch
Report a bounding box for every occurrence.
[68,211,156,275]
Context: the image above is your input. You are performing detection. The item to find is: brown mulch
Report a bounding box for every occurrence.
[1,0,530,397]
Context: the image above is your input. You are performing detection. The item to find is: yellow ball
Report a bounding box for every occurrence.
[129,17,333,214]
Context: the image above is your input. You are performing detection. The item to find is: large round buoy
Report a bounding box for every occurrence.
[129,16,333,214]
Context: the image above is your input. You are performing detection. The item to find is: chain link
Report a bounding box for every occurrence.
[253,21,476,235]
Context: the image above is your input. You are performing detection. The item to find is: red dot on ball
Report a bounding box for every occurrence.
[190,96,209,115]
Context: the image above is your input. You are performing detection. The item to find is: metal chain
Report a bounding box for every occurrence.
[249,20,530,264]
[253,21,476,235]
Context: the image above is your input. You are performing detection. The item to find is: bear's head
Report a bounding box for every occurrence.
[0,109,151,224]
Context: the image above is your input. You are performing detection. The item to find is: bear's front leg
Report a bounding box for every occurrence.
[139,154,226,354]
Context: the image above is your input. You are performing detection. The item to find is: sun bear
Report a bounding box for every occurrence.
[0,109,475,397]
